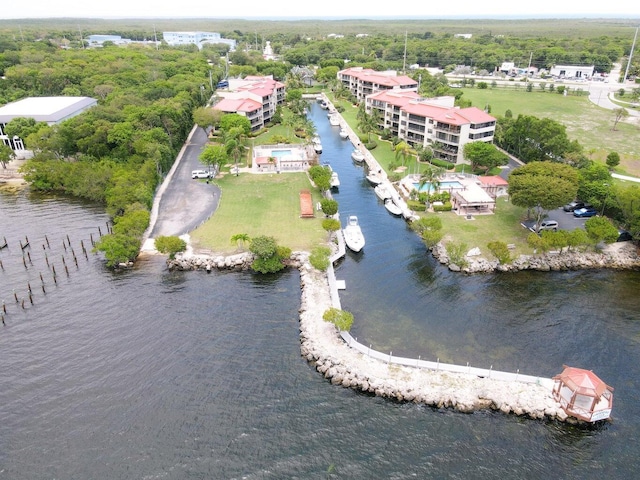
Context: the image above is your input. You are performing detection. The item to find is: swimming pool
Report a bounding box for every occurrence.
[270,149,293,159]
[412,180,464,193]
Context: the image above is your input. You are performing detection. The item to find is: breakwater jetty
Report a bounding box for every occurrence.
[169,248,569,422]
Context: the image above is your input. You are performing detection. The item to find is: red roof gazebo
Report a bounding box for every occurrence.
[552,365,614,422]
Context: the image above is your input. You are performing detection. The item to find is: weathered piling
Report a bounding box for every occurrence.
[45,235,50,248]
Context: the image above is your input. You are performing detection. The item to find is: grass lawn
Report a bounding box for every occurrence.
[460,88,640,176]
[432,198,534,257]
[189,172,328,254]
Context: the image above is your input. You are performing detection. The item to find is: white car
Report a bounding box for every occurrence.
[192,170,211,179]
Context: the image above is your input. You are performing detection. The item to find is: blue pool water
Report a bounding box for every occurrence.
[413,180,463,192]
[270,149,293,158]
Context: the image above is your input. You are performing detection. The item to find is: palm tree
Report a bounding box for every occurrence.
[225,138,246,176]
[394,141,412,167]
[418,164,445,197]
[230,233,251,251]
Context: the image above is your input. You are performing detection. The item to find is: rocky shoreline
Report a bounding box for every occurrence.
[431,241,640,273]
[169,250,571,422]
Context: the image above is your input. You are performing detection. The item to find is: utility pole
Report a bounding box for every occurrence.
[402,31,407,74]
[623,26,639,84]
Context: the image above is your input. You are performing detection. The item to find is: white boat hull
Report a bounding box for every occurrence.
[365,173,382,186]
[339,129,349,139]
[384,199,402,216]
[351,150,365,163]
[374,185,391,201]
[342,216,365,252]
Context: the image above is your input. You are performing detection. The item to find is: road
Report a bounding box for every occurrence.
[147,127,220,240]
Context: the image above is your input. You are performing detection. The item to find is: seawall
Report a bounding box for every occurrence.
[169,250,569,422]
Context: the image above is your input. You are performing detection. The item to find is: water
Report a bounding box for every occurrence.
[0,106,639,478]
[413,180,464,192]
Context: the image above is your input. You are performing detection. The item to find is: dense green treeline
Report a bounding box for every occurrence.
[1,42,211,265]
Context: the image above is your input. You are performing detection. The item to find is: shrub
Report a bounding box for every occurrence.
[320,198,339,216]
[269,134,288,144]
[249,235,289,273]
[309,246,331,271]
[365,139,378,150]
[585,217,619,244]
[487,241,511,264]
[431,158,455,170]
[407,200,426,211]
[432,202,452,212]
[445,241,468,267]
[155,235,187,259]
[422,229,444,248]
[323,307,354,331]
[322,218,341,232]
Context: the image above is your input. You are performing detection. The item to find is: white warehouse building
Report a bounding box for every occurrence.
[162,32,236,51]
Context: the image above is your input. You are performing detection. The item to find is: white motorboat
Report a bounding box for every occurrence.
[374,184,392,201]
[330,171,340,188]
[384,198,402,216]
[313,141,323,154]
[351,149,365,163]
[365,172,382,186]
[320,101,329,110]
[342,216,365,253]
[329,114,340,126]
[339,128,349,139]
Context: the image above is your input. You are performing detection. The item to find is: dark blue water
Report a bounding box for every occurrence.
[0,106,639,479]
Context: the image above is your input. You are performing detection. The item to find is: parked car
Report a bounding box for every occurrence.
[573,207,598,218]
[617,230,633,242]
[192,170,211,179]
[563,201,588,212]
[535,220,558,232]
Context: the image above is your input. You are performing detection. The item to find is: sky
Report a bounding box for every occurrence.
[2,0,639,20]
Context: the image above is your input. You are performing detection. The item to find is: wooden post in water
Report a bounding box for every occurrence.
[45,253,49,267]
[45,235,50,248]
[22,256,27,269]
[0,259,3,270]
[66,234,71,246]
[98,226,102,237]
[62,240,67,252]
[90,233,94,246]
[2,301,6,313]
[13,290,17,303]
[27,251,32,265]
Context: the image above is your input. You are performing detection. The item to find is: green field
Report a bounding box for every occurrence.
[190,171,328,254]
[459,88,640,176]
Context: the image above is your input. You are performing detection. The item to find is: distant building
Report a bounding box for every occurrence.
[263,41,276,61]
[162,32,236,51]
[0,96,97,154]
[549,65,595,79]
[454,34,473,39]
[337,67,418,102]
[365,90,496,164]
[213,76,285,131]
[87,35,132,47]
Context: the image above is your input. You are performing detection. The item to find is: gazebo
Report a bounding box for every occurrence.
[552,365,614,422]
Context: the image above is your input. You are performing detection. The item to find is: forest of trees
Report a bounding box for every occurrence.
[0,20,639,264]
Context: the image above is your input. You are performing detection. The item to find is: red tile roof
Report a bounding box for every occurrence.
[214,97,261,114]
[478,175,508,186]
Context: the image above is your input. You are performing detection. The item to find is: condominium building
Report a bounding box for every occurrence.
[337,67,418,102]
[213,76,285,131]
[366,90,496,164]
[162,32,236,51]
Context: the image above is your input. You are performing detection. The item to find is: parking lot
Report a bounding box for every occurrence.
[521,207,591,233]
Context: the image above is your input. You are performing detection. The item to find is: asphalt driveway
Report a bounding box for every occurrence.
[148,127,220,238]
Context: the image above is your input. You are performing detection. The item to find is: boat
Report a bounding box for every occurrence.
[365,172,382,186]
[384,198,402,216]
[330,171,340,188]
[374,184,392,201]
[342,216,365,253]
[320,101,329,110]
[329,114,340,126]
[351,149,365,163]
[339,128,349,139]
[312,134,321,144]
[313,141,323,154]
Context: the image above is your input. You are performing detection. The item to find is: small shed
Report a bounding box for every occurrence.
[552,365,614,422]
